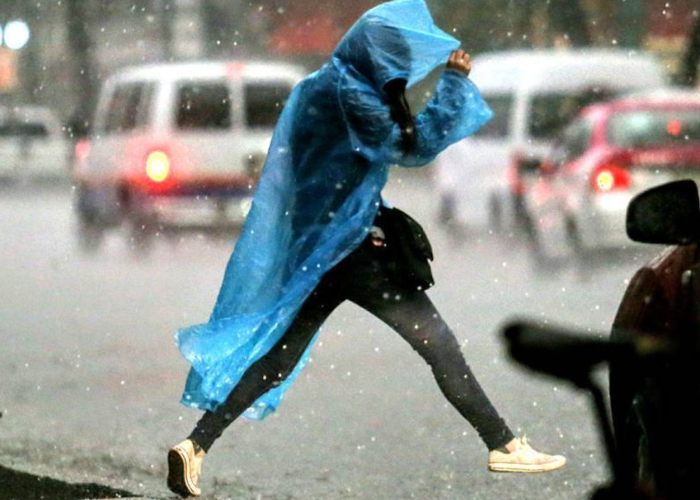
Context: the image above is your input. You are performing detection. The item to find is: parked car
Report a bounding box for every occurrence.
[0,106,70,183]
[502,182,700,499]
[525,89,700,264]
[434,49,665,233]
[72,60,306,252]
[610,180,700,498]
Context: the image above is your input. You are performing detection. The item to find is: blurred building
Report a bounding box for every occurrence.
[0,0,699,127]
[645,0,700,74]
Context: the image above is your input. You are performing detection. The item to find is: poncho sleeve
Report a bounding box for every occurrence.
[340,69,493,168]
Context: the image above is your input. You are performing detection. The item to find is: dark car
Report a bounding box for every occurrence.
[610,180,700,498]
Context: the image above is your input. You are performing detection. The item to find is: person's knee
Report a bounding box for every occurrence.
[256,355,296,387]
[417,325,465,369]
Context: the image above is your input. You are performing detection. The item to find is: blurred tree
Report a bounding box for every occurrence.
[429,0,523,53]
[201,0,273,58]
[679,11,700,86]
[202,0,233,57]
[66,0,99,137]
[429,0,593,53]
[21,3,42,103]
[158,0,176,61]
[612,0,646,48]
[547,0,592,46]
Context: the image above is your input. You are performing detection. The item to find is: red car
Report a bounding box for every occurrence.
[525,90,700,264]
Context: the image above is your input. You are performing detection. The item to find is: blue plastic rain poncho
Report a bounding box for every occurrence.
[176,0,493,419]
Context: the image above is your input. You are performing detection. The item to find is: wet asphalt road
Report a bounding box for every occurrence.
[0,173,655,500]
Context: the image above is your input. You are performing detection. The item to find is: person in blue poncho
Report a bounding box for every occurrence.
[167,1,565,496]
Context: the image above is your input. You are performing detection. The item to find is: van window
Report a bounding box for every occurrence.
[551,118,595,167]
[529,89,616,140]
[104,83,153,134]
[176,82,232,130]
[529,94,580,140]
[0,122,49,139]
[475,94,513,138]
[244,83,292,129]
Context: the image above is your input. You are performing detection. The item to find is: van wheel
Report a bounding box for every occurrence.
[565,217,582,252]
[77,219,104,255]
[565,217,592,276]
[488,195,503,234]
[525,216,553,275]
[513,194,537,241]
[437,193,457,227]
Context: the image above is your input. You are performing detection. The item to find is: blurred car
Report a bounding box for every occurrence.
[0,106,70,183]
[434,49,665,233]
[72,60,305,252]
[525,89,700,263]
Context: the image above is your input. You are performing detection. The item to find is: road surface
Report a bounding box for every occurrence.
[0,174,653,500]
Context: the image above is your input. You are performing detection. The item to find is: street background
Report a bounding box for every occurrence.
[0,175,652,500]
[1,0,699,123]
[1,0,699,499]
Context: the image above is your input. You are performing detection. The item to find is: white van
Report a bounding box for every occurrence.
[434,49,666,232]
[73,60,306,252]
[0,106,69,183]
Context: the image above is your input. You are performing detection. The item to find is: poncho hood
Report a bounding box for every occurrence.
[333,0,460,89]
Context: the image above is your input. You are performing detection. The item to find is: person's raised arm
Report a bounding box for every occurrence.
[396,49,491,167]
[339,49,493,167]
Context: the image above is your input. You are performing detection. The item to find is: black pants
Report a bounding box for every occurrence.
[189,238,514,452]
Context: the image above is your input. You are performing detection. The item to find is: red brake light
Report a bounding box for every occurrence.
[667,118,682,137]
[146,151,170,183]
[591,164,631,193]
[75,139,91,162]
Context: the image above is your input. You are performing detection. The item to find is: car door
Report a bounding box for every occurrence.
[18,116,68,180]
[27,113,68,180]
[530,117,594,256]
[168,78,240,185]
[240,78,296,179]
[0,119,20,180]
[436,92,516,227]
[88,81,156,185]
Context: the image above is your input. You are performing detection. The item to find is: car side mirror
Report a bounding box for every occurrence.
[503,320,620,382]
[626,180,700,245]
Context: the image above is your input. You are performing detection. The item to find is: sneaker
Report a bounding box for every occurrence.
[488,437,566,473]
[167,439,206,497]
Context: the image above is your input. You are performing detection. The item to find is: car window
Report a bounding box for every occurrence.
[103,82,154,134]
[564,118,595,159]
[0,121,50,139]
[550,118,595,167]
[528,89,613,140]
[607,110,700,148]
[176,82,232,130]
[244,83,293,129]
[474,94,513,138]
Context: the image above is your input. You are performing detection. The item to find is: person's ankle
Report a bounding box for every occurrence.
[190,439,206,456]
[504,438,519,453]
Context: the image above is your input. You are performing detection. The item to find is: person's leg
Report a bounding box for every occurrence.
[188,279,346,453]
[350,286,514,451]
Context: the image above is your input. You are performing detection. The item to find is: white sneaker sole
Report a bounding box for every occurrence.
[488,456,566,473]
